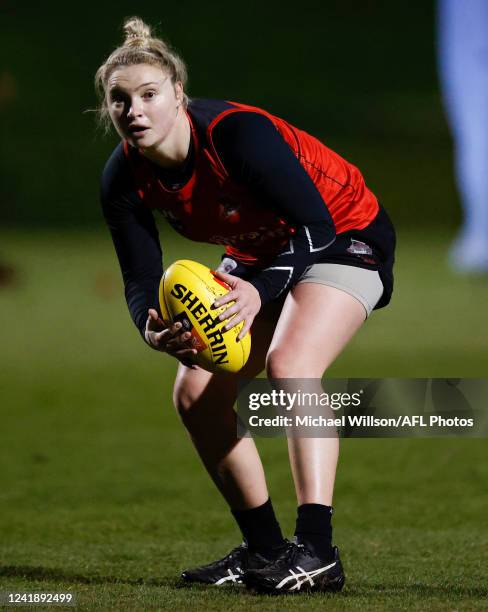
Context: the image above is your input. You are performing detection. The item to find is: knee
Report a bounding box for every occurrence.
[266,349,323,379]
[172,380,202,426]
[266,349,297,379]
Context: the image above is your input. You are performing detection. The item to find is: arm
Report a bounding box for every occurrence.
[100,144,163,340]
[212,111,336,305]
[100,144,208,365]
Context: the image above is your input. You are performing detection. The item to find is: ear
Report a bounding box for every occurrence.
[174,81,184,106]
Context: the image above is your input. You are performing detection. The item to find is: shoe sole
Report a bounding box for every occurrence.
[244,570,345,595]
[180,575,245,587]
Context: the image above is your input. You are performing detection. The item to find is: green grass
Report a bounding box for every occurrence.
[0,229,487,610]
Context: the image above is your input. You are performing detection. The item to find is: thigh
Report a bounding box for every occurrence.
[298,263,383,318]
[267,282,367,379]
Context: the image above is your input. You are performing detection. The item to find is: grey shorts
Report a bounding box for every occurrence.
[297,263,384,317]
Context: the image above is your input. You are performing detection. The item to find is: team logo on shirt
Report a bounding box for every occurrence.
[347,239,377,265]
[347,239,373,256]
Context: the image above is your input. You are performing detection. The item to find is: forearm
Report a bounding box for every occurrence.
[125,276,162,338]
[249,222,336,304]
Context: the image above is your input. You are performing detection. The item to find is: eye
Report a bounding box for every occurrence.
[143,90,157,99]
[109,93,125,107]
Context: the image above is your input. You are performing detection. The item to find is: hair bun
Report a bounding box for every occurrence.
[123,16,152,47]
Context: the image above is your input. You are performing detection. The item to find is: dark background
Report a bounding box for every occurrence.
[1,4,487,608]
[1,0,457,229]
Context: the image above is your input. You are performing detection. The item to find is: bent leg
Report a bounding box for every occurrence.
[266,282,367,505]
[173,300,282,510]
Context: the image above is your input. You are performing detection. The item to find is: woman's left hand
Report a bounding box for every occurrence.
[212,270,261,340]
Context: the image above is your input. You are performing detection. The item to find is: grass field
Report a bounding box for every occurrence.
[1,229,487,610]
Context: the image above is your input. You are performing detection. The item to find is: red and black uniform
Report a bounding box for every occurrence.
[101,99,395,338]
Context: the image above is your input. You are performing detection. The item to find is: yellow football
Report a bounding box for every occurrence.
[159,260,251,373]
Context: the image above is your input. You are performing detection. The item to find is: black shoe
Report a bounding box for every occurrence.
[181,542,277,586]
[244,539,345,594]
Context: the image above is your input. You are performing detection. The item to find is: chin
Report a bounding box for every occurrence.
[132,136,159,151]
[127,135,143,145]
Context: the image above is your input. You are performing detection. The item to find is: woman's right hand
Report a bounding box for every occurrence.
[145,308,197,367]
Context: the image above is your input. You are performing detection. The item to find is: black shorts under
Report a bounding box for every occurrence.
[222,204,396,310]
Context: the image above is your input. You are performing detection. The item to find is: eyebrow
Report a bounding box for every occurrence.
[109,80,165,94]
[135,80,162,90]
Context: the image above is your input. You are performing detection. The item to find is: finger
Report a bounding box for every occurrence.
[146,312,158,331]
[224,313,245,331]
[166,331,193,350]
[175,348,198,357]
[218,303,240,322]
[154,324,181,346]
[213,270,236,286]
[152,330,170,347]
[148,308,159,320]
[213,291,239,308]
[167,321,182,336]
[147,309,167,332]
[238,319,253,341]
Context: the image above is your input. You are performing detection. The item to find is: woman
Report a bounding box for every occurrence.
[96,16,395,594]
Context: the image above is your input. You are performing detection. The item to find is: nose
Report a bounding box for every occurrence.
[127,100,143,118]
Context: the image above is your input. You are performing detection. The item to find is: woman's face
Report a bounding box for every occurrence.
[106,63,183,150]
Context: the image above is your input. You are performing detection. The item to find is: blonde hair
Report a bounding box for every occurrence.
[94,17,189,132]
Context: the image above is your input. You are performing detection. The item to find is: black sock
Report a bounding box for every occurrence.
[294,503,334,560]
[232,498,286,556]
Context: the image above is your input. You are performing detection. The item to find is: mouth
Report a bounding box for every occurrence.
[128,125,149,137]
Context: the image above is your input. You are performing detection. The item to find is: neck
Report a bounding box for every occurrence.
[143,108,191,168]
